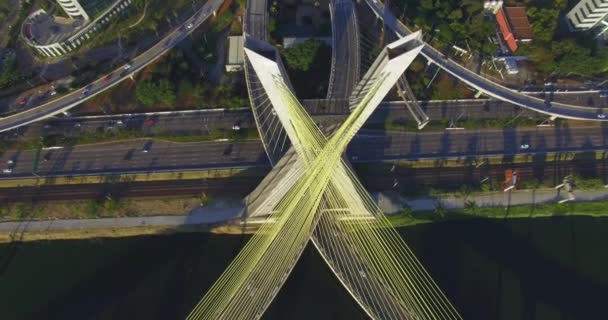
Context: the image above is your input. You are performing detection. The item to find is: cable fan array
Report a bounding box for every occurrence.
[187,44,461,320]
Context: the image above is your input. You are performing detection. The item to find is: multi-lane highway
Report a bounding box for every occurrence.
[363,0,608,121]
[0,0,225,134]
[2,125,607,178]
[349,126,608,161]
[0,139,267,178]
[327,0,359,99]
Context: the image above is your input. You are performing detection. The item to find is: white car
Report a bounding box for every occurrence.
[597,114,606,119]
[49,90,57,96]
[520,144,530,150]
[2,168,12,174]
[123,63,132,70]
[186,23,194,29]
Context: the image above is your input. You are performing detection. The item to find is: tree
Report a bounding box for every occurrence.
[135,79,176,106]
[464,200,478,214]
[282,39,323,72]
[0,55,18,89]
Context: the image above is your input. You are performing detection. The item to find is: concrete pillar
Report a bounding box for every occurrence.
[45,47,58,57]
[57,44,67,54]
[37,47,49,57]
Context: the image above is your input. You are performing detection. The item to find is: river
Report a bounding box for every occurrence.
[0,216,607,319]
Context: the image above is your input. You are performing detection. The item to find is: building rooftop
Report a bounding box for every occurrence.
[504,7,533,40]
[226,36,244,72]
[496,7,518,52]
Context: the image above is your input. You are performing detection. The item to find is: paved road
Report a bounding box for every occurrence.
[327,0,359,99]
[364,0,608,121]
[4,99,542,139]
[3,186,608,236]
[349,125,608,161]
[0,139,267,177]
[1,125,607,178]
[0,0,226,133]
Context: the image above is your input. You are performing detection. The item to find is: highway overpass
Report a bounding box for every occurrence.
[364,0,608,121]
[0,0,225,134]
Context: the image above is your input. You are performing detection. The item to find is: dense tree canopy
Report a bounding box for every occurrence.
[282,39,324,72]
[135,79,176,106]
[520,0,607,76]
[0,55,18,89]
[396,0,496,54]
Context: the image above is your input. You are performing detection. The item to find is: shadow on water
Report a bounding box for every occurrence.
[22,234,247,320]
[402,216,608,320]
[2,217,608,320]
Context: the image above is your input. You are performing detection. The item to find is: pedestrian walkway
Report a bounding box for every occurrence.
[2,188,608,235]
[380,188,608,213]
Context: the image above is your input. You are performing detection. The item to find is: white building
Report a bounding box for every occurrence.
[567,0,608,35]
[22,0,133,57]
[56,0,90,20]
[226,36,244,72]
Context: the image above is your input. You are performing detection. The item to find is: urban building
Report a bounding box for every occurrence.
[21,0,133,57]
[56,0,90,20]
[226,36,244,72]
[566,0,608,35]
[491,4,533,53]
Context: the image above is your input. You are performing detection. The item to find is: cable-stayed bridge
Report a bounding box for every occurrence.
[188,26,462,318]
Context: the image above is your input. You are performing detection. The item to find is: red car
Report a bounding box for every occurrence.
[103,76,111,83]
[145,119,156,125]
[18,98,27,106]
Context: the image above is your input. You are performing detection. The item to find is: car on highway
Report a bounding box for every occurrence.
[124,63,132,70]
[2,168,12,174]
[520,143,530,150]
[80,85,93,98]
[186,22,194,29]
[141,141,152,153]
[597,113,607,119]
[49,90,57,96]
[145,119,156,125]
[18,98,28,106]
[103,75,112,83]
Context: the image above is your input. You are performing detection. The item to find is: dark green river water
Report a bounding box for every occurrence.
[1,216,607,320]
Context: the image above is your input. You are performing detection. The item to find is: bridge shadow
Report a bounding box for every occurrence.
[404,216,608,320]
[23,233,248,320]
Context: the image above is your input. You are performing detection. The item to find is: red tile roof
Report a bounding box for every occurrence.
[504,7,533,40]
[496,8,518,52]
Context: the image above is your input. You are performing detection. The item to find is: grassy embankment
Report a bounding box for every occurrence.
[387,200,608,228]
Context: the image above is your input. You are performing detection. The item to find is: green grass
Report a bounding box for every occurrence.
[387,200,608,228]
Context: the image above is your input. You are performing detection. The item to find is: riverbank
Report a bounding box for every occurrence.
[2,187,608,243]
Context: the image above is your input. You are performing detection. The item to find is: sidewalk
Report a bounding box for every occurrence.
[2,188,608,235]
[0,197,244,234]
[375,188,608,213]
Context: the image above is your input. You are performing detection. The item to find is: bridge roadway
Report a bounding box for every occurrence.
[12,98,584,139]
[364,0,608,121]
[327,0,360,99]
[1,125,606,179]
[0,0,226,134]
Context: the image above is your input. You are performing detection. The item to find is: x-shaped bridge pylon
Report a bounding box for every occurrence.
[187,32,461,320]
